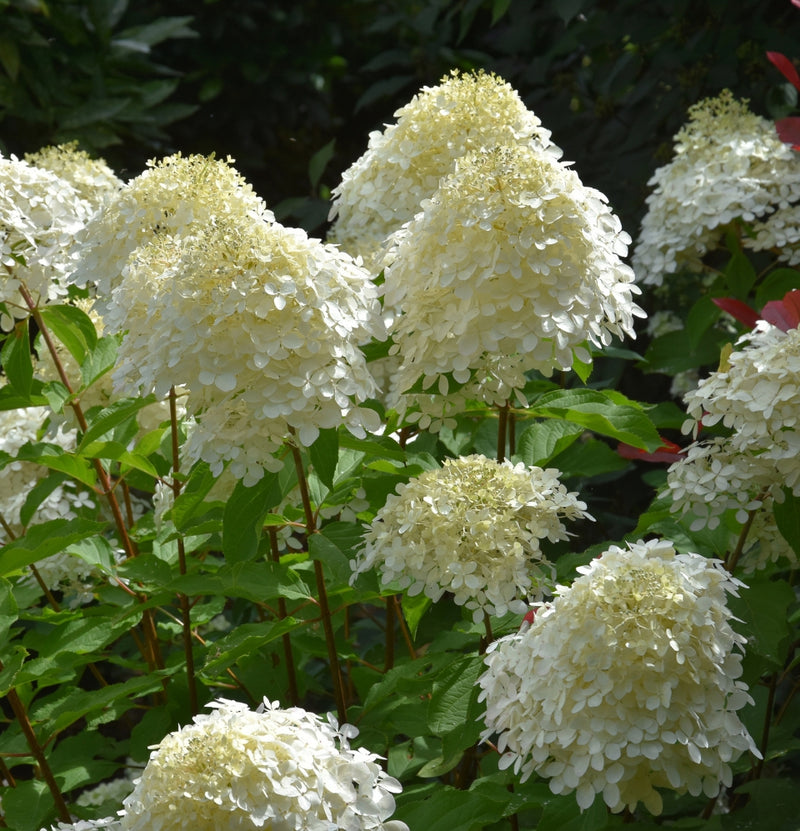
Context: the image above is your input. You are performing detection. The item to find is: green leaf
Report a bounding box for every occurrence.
[222,472,283,563]
[729,578,794,666]
[80,334,118,388]
[202,617,301,674]
[550,437,630,479]
[686,295,722,348]
[80,440,159,477]
[724,251,757,299]
[309,529,352,584]
[42,380,71,413]
[78,396,157,450]
[754,267,800,309]
[0,519,106,576]
[1,317,34,397]
[0,777,51,831]
[516,419,584,467]
[0,576,18,645]
[491,0,512,25]
[538,792,609,831]
[309,138,335,190]
[0,644,26,696]
[310,428,339,489]
[728,778,800,831]
[394,783,516,831]
[38,304,97,364]
[171,461,218,532]
[14,441,97,487]
[19,471,67,527]
[171,560,311,603]
[428,654,485,758]
[773,487,800,557]
[530,388,661,451]
[402,592,431,639]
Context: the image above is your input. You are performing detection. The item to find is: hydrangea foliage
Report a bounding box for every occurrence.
[478,539,760,815]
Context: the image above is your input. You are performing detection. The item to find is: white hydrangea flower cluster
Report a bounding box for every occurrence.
[119,697,408,831]
[478,538,760,816]
[0,403,109,605]
[351,454,591,622]
[1,151,93,318]
[25,142,122,208]
[748,202,800,266]
[328,69,561,272]
[633,90,800,285]
[668,320,800,531]
[45,819,122,831]
[383,145,643,427]
[71,154,385,485]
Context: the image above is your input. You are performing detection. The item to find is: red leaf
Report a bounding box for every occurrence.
[712,296,760,329]
[776,117,800,149]
[762,289,800,331]
[617,439,685,464]
[793,0,800,9]
[767,51,800,91]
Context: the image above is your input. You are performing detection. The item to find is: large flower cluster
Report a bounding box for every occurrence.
[1,151,93,316]
[351,454,591,621]
[328,70,561,271]
[382,145,643,426]
[71,154,385,484]
[478,538,760,815]
[633,90,800,285]
[668,320,800,533]
[119,697,408,831]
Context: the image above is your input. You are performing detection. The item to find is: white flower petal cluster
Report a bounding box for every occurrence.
[25,142,122,208]
[0,402,114,605]
[479,538,760,816]
[44,819,122,831]
[328,69,561,272]
[633,90,800,285]
[383,145,643,426]
[120,697,408,831]
[668,320,800,533]
[97,205,384,484]
[1,152,93,316]
[351,454,591,622]
[70,153,274,323]
[748,203,800,266]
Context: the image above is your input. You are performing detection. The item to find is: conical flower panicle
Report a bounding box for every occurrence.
[328,69,561,271]
[351,454,591,622]
[633,90,800,285]
[478,539,760,816]
[384,145,643,428]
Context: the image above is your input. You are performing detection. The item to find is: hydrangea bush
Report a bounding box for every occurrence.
[0,67,798,831]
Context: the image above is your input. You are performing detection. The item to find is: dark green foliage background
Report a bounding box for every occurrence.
[1,0,798,233]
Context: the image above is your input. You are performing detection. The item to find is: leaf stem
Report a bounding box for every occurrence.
[268,526,299,706]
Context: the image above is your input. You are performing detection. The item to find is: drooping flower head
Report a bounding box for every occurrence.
[633,90,800,284]
[351,454,591,622]
[120,698,408,831]
[383,145,643,427]
[1,151,93,317]
[479,538,760,816]
[328,69,561,271]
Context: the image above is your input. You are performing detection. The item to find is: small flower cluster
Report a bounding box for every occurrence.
[1,151,94,317]
[479,538,760,815]
[118,697,408,831]
[72,154,385,483]
[633,90,800,284]
[383,145,643,426]
[328,69,561,272]
[24,141,122,208]
[668,320,800,550]
[351,454,591,621]
[0,402,108,606]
